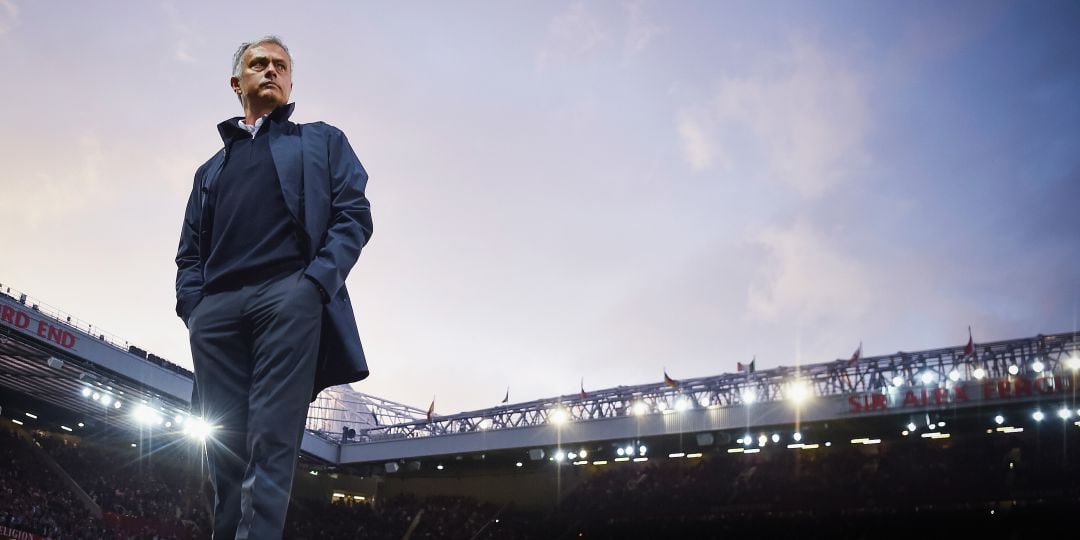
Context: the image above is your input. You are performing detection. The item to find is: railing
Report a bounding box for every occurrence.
[342,332,1080,444]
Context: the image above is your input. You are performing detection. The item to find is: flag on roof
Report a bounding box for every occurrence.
[663,369,679,389]
[737,357,756,374]
[963,327,975,358]
[848,342,863,366]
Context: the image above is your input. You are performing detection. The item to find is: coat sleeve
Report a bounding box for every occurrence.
[303,127,373,300]
[175,165,206,324]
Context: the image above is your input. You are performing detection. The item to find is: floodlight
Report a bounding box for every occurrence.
[549,408,569,425]
[184,417,214,440]
[787,380,812,403]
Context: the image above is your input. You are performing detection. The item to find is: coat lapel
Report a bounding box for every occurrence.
[268,122,304,226]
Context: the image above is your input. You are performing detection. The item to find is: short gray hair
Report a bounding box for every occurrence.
[231,35,293,77]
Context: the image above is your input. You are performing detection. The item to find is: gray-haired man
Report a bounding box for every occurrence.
[175,36,373,539]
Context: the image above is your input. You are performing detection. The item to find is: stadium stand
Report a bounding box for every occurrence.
[2,407,1080,539]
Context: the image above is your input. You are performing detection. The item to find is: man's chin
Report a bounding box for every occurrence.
[252,92,287,109]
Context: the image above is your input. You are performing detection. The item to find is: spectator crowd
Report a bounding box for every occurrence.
[2,418,1078,539]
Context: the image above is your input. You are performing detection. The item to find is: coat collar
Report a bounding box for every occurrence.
[216,102,295,145]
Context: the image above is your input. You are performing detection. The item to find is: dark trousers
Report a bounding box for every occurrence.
[188,269,322,540]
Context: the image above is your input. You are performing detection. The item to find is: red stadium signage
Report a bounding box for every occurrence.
[848,374,1075,414]
[0,303,78,349]
[0,525,49,540]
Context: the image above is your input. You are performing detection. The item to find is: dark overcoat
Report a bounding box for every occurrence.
[175,103,372,401]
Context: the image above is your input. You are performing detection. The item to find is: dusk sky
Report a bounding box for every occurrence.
[2,1,1078,414]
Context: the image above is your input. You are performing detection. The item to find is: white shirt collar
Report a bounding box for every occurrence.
[237,114,269,138]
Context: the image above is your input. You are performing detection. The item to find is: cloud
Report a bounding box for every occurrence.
[623,0,665,58]
[11,134,104,226]
[535,2,611,72]
[536,1,664,72]
[162,2,198,64]
[0,0,18,35]
[677,38,870,198]
[747,220,873,325]
[676,111,719,172]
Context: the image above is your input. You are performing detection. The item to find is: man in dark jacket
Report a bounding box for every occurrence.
[174,35,372,539]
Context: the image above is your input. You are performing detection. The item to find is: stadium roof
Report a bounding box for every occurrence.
[2,282,1077,468]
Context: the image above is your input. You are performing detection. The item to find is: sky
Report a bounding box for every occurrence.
[1,1,1078,414]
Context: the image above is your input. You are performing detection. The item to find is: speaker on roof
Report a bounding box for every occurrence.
[384,462,400,474]
[528,448,545,461]
[47,357,64,369]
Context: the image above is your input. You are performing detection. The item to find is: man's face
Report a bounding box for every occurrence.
[231,43,293,110]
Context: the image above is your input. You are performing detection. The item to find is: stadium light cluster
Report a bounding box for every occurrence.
[82,386,122,409]
[786,380,812,404]
[1066,356,1080,371]
[183,417,214,441]
[548,408,569,425]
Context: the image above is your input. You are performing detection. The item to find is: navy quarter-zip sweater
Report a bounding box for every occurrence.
[202,119,305,294]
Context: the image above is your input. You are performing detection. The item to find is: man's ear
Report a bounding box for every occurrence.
[230,76,241,95]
